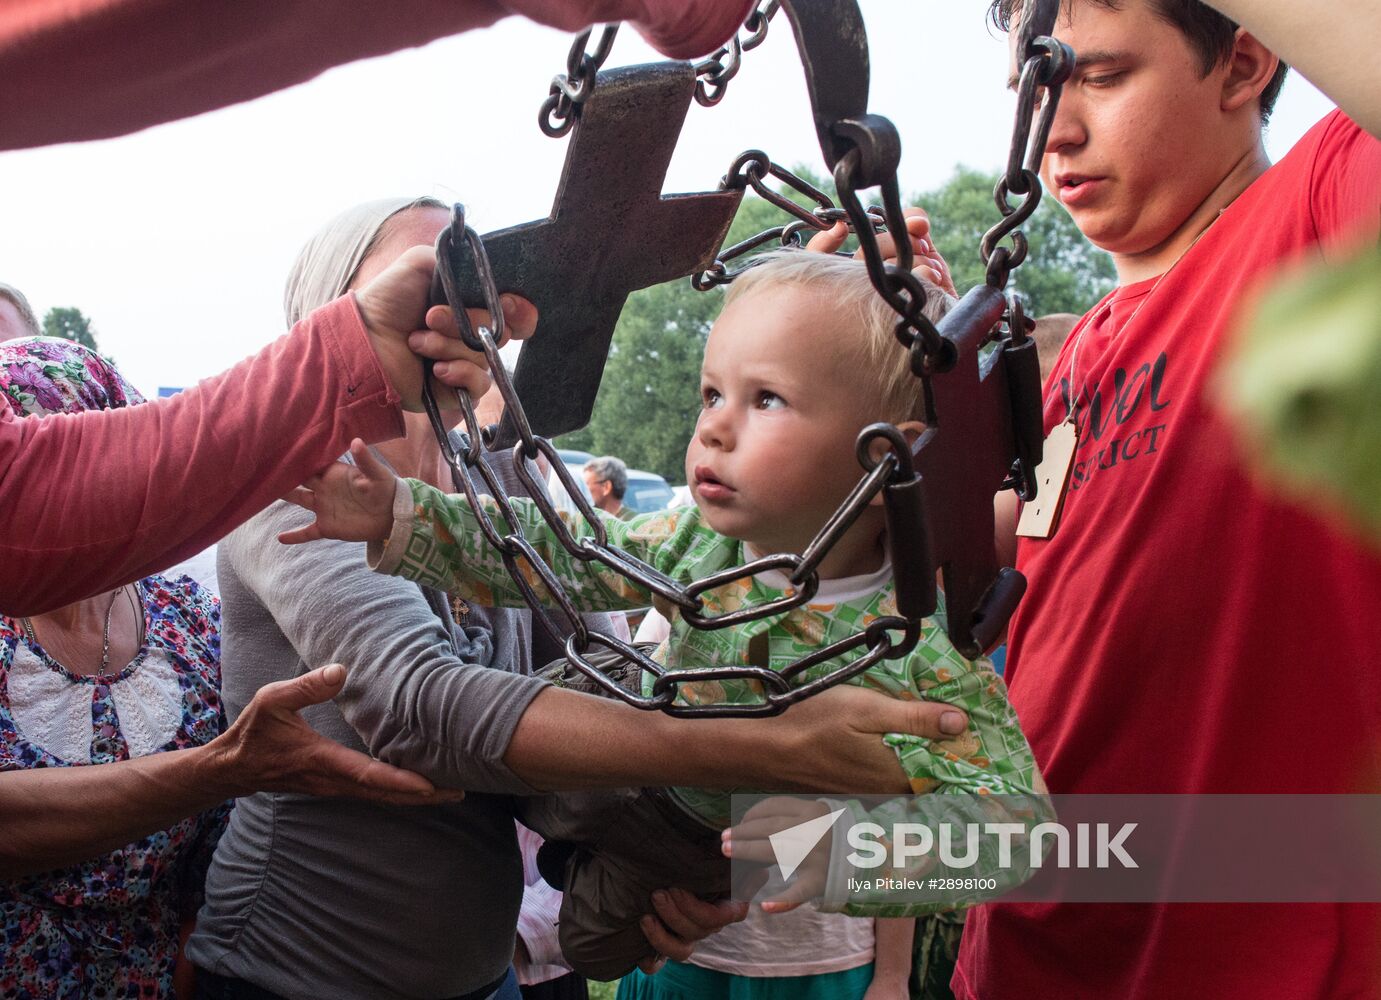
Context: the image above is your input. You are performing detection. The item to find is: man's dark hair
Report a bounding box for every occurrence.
[989,0,1290,124]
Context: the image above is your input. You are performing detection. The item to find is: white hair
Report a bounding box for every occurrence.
[283,196,446,327]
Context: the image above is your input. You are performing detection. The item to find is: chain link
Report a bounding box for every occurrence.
[692,0,781,107]
[539,25,620,137]
[692,151,885,289]
[980,35,1074,289]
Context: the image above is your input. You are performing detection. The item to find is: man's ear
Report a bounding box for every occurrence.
[866,420,927,506]
[1221,28,1280,117]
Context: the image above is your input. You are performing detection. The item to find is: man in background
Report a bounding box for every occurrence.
[583,456,635,521]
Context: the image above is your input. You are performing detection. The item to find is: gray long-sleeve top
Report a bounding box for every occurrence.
[186,460,580,999]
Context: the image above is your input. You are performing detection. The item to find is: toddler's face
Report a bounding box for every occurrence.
[685,283,882,557]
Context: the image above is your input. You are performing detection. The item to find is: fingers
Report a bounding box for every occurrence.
[277,523,324,546]
[639,890,746,964]
[497,294,538,341]
[409,326,488,366]
[423,294,538,349]
[805,221,848,255]
[628,0,754,60]
[348,439,390,483]
[820,683,968,741]
[281,486,317,511]
[636,952,667,976]
[318,745,462,805]
[902,207,934,240]
[437,359,494,397]
[759,878,815,914]
[901,699,969,739]
[259,663,347,714]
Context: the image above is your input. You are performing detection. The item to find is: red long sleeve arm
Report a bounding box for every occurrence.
[0,294,404,616]
[0,0,750,151]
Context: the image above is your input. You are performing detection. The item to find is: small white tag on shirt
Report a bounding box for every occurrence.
[1016,418,1079,539]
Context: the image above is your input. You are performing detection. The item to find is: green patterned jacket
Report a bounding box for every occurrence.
[374,479,1046,913]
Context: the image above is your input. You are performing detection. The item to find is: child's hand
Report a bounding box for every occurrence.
[279,439,398,545]
[721,796,835,914]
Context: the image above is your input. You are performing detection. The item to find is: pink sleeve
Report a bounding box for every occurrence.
[0,294,404,616]
[0,0,747,151]
[503,0,754,59]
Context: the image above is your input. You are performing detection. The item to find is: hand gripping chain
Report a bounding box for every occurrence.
[422,0,1074,714]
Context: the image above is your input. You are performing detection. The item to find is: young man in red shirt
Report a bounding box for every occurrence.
[958,2,1381,997]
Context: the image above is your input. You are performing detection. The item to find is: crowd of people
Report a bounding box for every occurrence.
[1,0,1378,999]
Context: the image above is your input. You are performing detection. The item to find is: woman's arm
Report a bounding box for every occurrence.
[865,918,917,1000]
[505,681,971,795]
[229,499,554,792]
[234,499,972,798]
[0,664,455,879]
[0,1,750,152]
[0,296,398,617]
[0,248,532,618]
[1205,0,1381,136]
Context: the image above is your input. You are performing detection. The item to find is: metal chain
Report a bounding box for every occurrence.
[692,151,885,290]
[692,0,780,107]
[425,205,918,716]
[427,12,1075,716]
[980,36,1074,289]
[539,24,620,137]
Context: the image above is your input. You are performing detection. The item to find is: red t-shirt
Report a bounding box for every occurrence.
[955,112,1381,999]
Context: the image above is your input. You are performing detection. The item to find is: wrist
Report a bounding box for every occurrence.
[193,728,254,800]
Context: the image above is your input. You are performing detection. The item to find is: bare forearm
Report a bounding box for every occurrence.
[0,744,237,878]
[872,917,917,989]
[1205,0,1381,136]
[503,687,765,791]
[503,685,933,795]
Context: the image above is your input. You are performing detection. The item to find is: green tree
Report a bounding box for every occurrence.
[557,278,722,481]
[42,306,99,352]
[915,165,1115,316]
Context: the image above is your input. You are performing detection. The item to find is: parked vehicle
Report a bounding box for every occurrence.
[622,469,675,513]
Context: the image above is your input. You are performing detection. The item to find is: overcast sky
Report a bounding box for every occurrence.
[0,3,1334,397]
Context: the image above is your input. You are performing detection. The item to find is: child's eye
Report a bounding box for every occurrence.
[701,387,723,408]
[755,391,785,410]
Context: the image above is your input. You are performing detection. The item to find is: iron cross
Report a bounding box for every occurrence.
[445,61,743,442]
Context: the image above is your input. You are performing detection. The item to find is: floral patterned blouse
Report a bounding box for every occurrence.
[1,574,227,1000]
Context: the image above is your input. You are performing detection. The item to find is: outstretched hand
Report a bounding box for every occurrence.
[280,439,398,545]
[720,796,833,914]
[214,663,463,806]
[807,207,957,297]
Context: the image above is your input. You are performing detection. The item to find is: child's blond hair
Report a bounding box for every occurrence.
[724,249,955,425]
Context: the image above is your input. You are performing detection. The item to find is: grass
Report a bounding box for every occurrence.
[588,979,619,1000]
